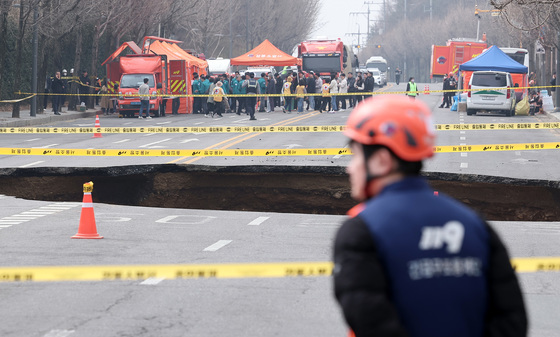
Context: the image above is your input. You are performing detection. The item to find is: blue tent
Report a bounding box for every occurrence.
[459,45,528,73]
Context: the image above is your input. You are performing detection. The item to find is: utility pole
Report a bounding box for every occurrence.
[30,4,38,117]
[404,0,407,79]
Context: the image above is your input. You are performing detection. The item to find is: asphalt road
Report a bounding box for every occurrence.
[1,82,560,181]
[0,193,558,337]
[1,84,559,336]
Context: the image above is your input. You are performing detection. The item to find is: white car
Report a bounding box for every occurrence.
[466,71,516,116]
[369,69,383,86]
[243,67,276,78]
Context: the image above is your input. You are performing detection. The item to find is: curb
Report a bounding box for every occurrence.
[0,111,98,128]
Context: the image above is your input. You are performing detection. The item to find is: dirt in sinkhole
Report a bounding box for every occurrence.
[0,165,559,221]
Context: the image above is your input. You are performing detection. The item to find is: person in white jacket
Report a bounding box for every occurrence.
[338,73,348,110]
[329,76,339,112]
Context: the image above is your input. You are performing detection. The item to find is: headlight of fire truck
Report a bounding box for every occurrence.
[119,91,123,100]
[151,91,157,100]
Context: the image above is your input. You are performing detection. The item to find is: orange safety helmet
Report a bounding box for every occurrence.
[344,95,435,162]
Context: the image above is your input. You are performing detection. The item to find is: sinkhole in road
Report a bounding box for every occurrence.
[1,165,560,221]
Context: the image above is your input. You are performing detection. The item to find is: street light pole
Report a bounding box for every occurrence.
[30,4,38,117]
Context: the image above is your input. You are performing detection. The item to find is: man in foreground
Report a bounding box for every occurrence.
[333,95,527,337]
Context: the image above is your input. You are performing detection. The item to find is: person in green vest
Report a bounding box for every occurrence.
[238,74,247,115]
[258,73,267,112]
[406,77,419,99]
[192,73,202,113]
[200,75,211,114]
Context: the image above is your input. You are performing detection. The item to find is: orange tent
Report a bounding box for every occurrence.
[231,39,301,66]
[146,40,208,114]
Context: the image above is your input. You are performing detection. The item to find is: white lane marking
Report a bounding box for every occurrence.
[461,153,468,157]
[33,144,58,149]
[203,240,232,252]
[1,218,30,222]
[233,119,250,123]
[123,122,133,125]
[43,330,75,337]
[248,216,270,226]
[155,215,216,225]
[21,211,57,214]
[0,225,15,227]
[460,163,469,168]
[180,139,199,144]
[38,207,69,210]
[515,151,521,156]
[460,143,466,146]
[25,138,41,142]
[51,203,80,206]
[140,277,165,285]
[113,139,131,144]
[194,122,205,125]
[143,137,171,146]
[75,123,93,126]
[285,144,302,149]
[10,214,46,218]
[157,121,172,125]
[143,133,156,137]
[460,137,466,140]
[460,131,466,134]
[19,161,45,168]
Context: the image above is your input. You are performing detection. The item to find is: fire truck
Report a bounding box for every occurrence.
[298,38,356,79]
[103,37,196,117]
[430,38,488,79]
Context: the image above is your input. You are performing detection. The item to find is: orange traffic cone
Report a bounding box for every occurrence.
[424,84,430,94]
[93,115,102,138]
[72,181,103,239]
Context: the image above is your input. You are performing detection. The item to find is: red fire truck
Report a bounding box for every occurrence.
[431,38,488,79]
[102,37,199,117]
[298,38,355,79]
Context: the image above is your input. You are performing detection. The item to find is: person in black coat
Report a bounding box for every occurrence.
[306,72,316,110]
[364,72,375,98]
[274,73,283,107]
[51,71,65,115]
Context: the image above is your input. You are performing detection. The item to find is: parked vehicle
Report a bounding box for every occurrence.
[431,38,488,79]
[466,71,516,116]
[369,68,383,86]
[365,56,388,86]
[207,58,232,76]
[298,38,356,80]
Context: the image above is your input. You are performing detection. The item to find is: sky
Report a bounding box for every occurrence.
[313,0,385,47]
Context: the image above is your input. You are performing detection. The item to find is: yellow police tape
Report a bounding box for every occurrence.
[0,143,559,158]
[0,94,36,103]
[0,258,557,283]
[15,83,554,98]
[2,122,560,135]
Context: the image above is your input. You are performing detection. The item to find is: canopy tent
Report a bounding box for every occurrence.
[144,40,208,114]
[459,45,528,98]
[231,39,301,66]
[459,45,528,73]
[147,41,208,69]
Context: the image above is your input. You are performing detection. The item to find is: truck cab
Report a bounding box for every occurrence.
[118,73,164,118]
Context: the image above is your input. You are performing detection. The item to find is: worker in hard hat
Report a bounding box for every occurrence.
[333,95,527,337]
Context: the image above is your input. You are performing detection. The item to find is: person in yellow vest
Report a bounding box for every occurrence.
[211,81,225,118]
[320,78,331,113]
[406,77,419,99]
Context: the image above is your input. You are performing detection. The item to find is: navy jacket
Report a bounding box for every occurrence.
[334,177,527,337]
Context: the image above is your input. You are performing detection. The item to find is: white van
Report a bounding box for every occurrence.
[207,58,231,76]
[466,71,516,116]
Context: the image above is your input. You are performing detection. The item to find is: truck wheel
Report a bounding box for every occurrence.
[158,104,165,117]
[467,109,475,116]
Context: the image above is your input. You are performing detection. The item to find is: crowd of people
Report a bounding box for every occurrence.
[190,70,378,119]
